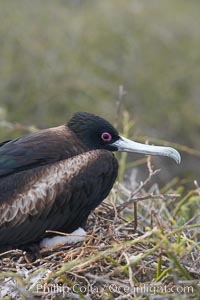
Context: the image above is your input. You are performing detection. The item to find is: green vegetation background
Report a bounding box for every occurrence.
[0,3,199,297]
[0,0,199,177]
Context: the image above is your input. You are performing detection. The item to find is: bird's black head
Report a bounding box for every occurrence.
[67,112,120,151]
[67,112,181,164]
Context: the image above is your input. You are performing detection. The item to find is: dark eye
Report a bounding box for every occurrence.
[101,132,112,142]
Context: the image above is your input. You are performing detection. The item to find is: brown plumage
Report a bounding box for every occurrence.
[0,112,180,249]
[0,150,117,248]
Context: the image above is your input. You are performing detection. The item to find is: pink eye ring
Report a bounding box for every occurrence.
[101,132,112,142]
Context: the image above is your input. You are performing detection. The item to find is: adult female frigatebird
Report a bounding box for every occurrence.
[0,112,181,249]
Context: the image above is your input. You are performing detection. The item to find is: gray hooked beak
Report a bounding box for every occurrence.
[112,136,181,164]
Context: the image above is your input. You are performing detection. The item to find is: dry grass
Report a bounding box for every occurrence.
[0,157,199,300]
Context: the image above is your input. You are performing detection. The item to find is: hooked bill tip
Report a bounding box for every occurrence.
[168,147,181,164]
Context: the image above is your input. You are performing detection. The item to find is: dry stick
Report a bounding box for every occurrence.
[122,251,134,287]
[114,155,180,232]
[133,156,155,233]
[133,201,138,232]
[114,85,126,129]
[0,249,23,257]
[147,153,154,175]
[106,157,160,232]
[116,168,161,214]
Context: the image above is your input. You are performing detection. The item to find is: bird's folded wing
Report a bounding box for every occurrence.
[0,150,118,246]
[0,126,79,177]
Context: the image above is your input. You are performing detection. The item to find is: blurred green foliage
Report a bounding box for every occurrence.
[0,0,200,149]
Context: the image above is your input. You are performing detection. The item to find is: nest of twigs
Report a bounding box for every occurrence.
[0,164,200,300]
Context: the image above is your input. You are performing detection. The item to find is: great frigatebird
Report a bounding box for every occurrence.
[0,112,181,249]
